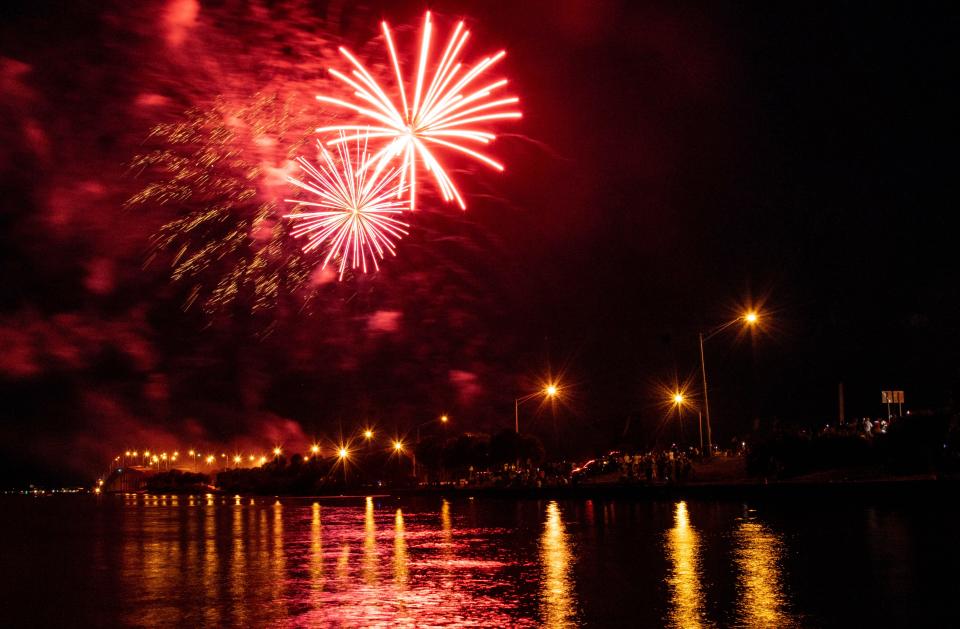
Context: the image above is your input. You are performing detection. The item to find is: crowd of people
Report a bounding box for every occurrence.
[572,448,697,485]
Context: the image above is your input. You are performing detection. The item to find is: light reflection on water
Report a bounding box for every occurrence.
[394,508,408,587]
[665,501,711,628]
[539,500,577,628]
[733,514,796,627]
[116,497,791,627]
[13,494,940,627]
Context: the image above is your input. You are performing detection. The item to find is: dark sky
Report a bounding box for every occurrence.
[1,1,955,484]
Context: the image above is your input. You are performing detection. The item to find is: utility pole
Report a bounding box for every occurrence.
[838,382,846,426]
[699,332,712,455]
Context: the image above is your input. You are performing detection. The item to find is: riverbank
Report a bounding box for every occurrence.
[389,475,953,502]
[95,474,957,503]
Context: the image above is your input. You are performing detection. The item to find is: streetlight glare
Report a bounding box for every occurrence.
[310,444,320,454]
[744,310,759,325]
[338,448,349,459]
[364,429,374,439]
[673,392,684,405]
[273,447,282,456]
[545,384,558,397]
[440,414,449,423]
[393,440,404,452]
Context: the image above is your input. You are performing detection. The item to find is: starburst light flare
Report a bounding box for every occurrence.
[315,11,521,210]
[284,134,410,280]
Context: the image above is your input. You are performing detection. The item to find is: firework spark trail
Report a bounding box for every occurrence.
[127,94,319,319]
[315,11,521,210]
[285,135,410,279]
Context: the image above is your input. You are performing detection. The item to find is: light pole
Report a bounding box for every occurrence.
[671,391,686,444]
[515,384,559,434]
[412,415,449,480]
[337,447,349,483]
[698,310,760,456]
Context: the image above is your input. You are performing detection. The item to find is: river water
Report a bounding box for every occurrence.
[1,493,956,627]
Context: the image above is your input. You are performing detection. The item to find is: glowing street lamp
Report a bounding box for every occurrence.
[273,447,282,458]
[515,382,560,434]
[698,309,763,455]
[336,447,350,483]
[393,440,404,453]
[363,429,374,440]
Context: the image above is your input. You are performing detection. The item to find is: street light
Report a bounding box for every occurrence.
[515,383,560,434]
[698,310,761,455]
[363,429,374,440]
[410,415,450,480]
[669,389,695,448]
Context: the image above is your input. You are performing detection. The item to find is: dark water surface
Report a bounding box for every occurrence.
[1,493,957,627]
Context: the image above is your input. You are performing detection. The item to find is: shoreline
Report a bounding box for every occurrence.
[87,476,959,502]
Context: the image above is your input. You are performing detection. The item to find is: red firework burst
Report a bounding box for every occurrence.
[315,11,521,210]
[284,135,410,280]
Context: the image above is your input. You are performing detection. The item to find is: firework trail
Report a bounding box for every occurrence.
[126,94,316,317]
[316,11,521,210]
[285,135,410,279]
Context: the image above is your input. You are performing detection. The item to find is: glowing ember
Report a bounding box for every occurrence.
[285,135,410,279]
[316,11,521,210]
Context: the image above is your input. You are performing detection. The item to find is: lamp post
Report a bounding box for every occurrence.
[515,384,559,434]
[411,415,450,481]
[698,310,760,456]
[337,447,349,483]
[671,391,686,444]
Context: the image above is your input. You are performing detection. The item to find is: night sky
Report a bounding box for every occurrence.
[1,1,955,484]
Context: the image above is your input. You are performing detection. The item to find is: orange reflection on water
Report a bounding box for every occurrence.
[441,498,453,545]
[363,496,378,584]
[734,516,796,627]
[269,501,286,609]
[110,496,557,626]
[665,501,710,628]
[202,504,221,626]
[394,508,408,587]
[336,541,350,583]
[310,502,324,594]
[231,500,248,626]
[540,501,577,628]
